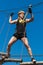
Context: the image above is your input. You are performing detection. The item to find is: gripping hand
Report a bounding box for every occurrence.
[10,12,14,16]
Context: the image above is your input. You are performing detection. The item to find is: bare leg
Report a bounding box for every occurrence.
[21,37,36,62]
[2,36,17,59]
[7,36,17,55]
[21,37,33,58]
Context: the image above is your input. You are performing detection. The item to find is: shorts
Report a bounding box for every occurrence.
[13,32,27,39]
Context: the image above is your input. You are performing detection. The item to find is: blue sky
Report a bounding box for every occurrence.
[0,0,43,65]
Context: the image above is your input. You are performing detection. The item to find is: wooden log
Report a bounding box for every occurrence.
[4,58,22,62]
[0,52,23,63]
[20,61,43,65]
[0,58,22,62]
[0,58,22,65]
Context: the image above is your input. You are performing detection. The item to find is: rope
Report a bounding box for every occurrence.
[20,43,24,59]
[33,11,43,14]
[32,2,43,7]
[2,25,11,52]
[0,2,43,12]
[1,13,11,52]
[0,14,8,34]
[11,54,43,57]
[0,6,27,12]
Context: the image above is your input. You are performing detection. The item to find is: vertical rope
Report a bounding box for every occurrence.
[2,25,11,52]
[0,14,8,34]
[1,13,11,52]
[20,43,24,59]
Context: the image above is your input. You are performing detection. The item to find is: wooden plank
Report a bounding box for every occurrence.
[4,58,22,62]
[20,61,43,65]
[0,52,23,62]
[0,58,22,62]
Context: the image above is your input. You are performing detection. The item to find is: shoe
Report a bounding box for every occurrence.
[2,53,10,60]
[2,56,5,60]
[31,58,36,63]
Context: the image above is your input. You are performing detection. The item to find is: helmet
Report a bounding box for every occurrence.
[18,10,25,15]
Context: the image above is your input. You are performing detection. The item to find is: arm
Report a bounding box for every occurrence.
[26,13,34,23]
[9,16,17,24]
[26,5,34,23]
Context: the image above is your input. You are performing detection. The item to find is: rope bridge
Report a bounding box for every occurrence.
[0,52,43,65]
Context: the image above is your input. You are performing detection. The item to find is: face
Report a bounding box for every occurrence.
[19,13,24,19]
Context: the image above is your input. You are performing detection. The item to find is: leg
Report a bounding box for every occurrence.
[7,36,17,55]
[21,37,36,62]
[21,37,33,58]
[2,36,17,59]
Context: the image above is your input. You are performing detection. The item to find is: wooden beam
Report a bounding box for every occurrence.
[0,58,22,62]
[20,61,43,65]
[0,52,23,63]
[3,58,22,62]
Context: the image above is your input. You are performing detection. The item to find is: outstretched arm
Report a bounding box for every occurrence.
[26,6,34,23]
[26,13,34,23]
[9,16,17,24]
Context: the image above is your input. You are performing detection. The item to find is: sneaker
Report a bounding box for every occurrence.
[31,58,36,63]
[2,53,10,60]
[2,56,5,60]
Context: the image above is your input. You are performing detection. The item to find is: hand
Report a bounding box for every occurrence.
[28,4,32,13]
[10,12,14,16]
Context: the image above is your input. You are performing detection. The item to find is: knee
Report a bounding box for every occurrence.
[8,42,12,48]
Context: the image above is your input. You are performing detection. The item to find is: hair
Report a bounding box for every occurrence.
[18,10,25,15]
